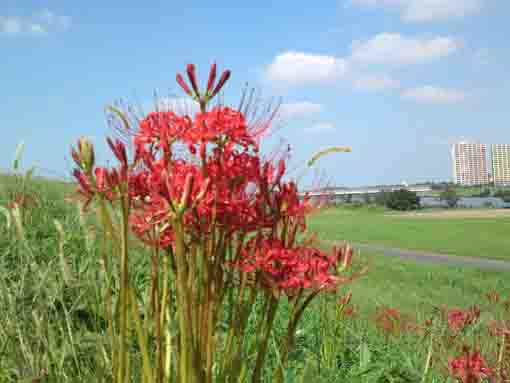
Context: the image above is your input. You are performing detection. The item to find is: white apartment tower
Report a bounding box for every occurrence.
[451,142,489,185]
[491,144,510,186]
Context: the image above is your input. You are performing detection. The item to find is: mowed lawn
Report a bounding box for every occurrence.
[308,206,510,260]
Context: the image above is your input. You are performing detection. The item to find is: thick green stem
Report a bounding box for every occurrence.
[129,288,155,383]
[117,197,130,383]
[251,297,279,383]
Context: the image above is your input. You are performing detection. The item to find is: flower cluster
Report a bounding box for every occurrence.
[447,306,481,333]
[72,63,350,298]
[448,346,492,383]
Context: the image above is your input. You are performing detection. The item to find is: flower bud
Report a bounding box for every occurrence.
[341,243,353,271]
[176,73,192,97]
[211,70,231,97]
[186,64,200,97]
[77,137,95,171]
[107,137,128,166]
[206,63,217,94]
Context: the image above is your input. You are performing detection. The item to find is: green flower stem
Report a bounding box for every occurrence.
[129,288,154,383]
[251,296,279,383]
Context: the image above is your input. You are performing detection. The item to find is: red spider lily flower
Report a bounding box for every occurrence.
[186,64,200,97]
[206,63,217,94]
[448,346,493,383]
[447,307,481,333]
[176,73,192,97]
[211,69,231,98]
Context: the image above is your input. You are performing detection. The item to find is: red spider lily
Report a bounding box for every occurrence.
[375,306,417,335]
[447,306,481,333]
[448,346,493,383]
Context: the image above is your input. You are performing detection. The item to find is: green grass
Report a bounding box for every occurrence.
[348,251,507,314]
[308,206,510,260]
[1,175,509,382]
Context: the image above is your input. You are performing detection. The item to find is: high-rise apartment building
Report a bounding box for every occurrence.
[451,142,489,185]
[491,144,510,186]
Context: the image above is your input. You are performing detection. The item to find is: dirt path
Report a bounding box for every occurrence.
[386,209,510,219]
[352,243,510,271]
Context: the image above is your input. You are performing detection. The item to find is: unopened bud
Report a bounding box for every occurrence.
[77,137,95,171]
[206,63,217,94]
[211,70,231,97]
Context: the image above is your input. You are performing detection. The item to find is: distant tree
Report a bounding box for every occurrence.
[362,193,372,205]
[385,189,420,211]
[440,187,460,208]
[494,189,510,203]
[477,188,491,197]
[374,191,389,206]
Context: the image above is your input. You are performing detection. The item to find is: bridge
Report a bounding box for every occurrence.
[299,185,432,197]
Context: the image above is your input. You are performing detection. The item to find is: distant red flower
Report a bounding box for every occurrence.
[448,346,492,382]
[447,306,480,333]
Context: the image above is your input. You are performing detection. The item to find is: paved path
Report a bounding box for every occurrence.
[350,243,510,271]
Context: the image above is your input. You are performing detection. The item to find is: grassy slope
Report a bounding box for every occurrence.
[308,206,510,260]
[1,176,508,381]
[347,252,508,314]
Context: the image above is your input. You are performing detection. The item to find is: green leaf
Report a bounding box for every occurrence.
[307,146,351,167]
[13,141,25,171]
[298,353,318,383]
[359,342,371,371]
[0,206,11,230]
[106,105,131,132]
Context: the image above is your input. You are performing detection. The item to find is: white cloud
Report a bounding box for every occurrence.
[304,122,336,134]
[278,102,323,119]
[402,86,466,103]
[0,10,70,36]
[265,51,349,86]
[352,74,399,91]
[29,23,47,34]
[348,0,482,22]
[0,17,22,34]
[350,33,459,65]
[39,9,71,30]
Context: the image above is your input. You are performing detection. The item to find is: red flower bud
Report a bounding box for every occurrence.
[73,169,93,194]
[107,137,127,166]
[176,73,192,96]
[206,63,217,94]
[95,167,107,191]
[211,70,231,97]
[186,64,200,97]
[342,244,353,270]
[71,148,81,168]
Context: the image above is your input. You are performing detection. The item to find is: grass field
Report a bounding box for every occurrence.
[1,174,509,382]
[308,206,510,260]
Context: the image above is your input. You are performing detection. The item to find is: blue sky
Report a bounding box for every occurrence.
[1,1,509,187]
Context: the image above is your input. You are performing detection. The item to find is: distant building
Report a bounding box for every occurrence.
[491,144,510,186]
[451,142,489,185]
